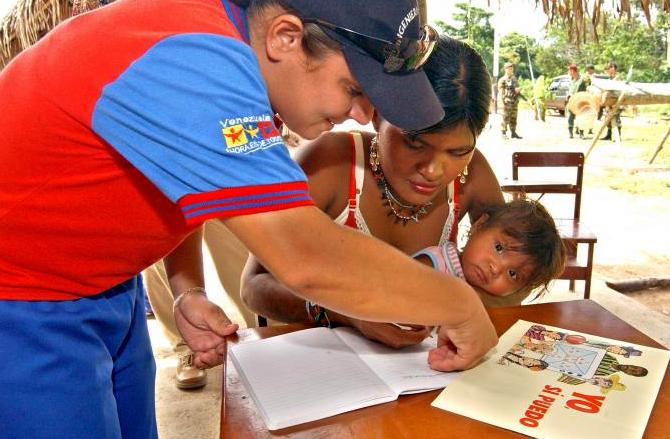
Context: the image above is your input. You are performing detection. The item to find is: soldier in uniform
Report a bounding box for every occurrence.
[497,62,522,139]
[566,64,587,139]
[602,61,622,141]
[583,64,595,135]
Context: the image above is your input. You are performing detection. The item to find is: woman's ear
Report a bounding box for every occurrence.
[265,14,304,62]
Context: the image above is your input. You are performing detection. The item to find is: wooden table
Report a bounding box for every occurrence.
[220,300,669,438]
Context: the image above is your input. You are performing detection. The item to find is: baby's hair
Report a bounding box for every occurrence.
[477,199,566,297]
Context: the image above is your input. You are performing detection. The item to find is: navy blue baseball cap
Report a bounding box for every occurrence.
[235,0,444,131]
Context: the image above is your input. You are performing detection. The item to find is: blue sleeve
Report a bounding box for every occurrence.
[92,33,311,223]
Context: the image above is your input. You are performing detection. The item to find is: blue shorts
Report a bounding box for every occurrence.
[0,276,157,439]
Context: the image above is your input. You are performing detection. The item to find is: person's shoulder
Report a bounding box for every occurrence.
[294,131,359,170]
[295,131,372,179]
[459,148,504,217]
[467,149,497,181]
[295,131,373,214]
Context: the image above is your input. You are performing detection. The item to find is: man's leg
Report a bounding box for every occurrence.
[0,277,156,439]
[113,278,159,438]
[204,220,257,328]
[501,109,509,138]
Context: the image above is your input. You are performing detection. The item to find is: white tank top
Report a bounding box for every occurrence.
[333,132,456,246]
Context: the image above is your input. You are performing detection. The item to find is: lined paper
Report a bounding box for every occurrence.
[230,327,396,430]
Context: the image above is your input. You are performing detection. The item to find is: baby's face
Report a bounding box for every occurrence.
[460,227,534,298]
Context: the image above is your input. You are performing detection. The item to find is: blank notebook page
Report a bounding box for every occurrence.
[335,327,457,395]
[230,327,396,430]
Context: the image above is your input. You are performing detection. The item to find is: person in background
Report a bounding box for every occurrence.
[531,75,547,122]
[585,64,596,81]
[601,61,623,141]
[241,35,511,349]
[497,61,522,139]
[583,64,596,135]
[566,63,587,139]
[0,0,498,437]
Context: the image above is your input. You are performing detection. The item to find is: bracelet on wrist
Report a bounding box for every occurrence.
[173,287,207,309]
[305,301,331,328]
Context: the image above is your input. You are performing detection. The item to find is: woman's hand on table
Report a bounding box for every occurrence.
[337,314,433,348]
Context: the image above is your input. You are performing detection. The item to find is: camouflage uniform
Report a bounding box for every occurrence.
[497,73,520,137]
[567,74,587,138]
[602,71,623,140]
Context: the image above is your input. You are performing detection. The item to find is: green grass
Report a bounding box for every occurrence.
[635,104,670,116]
[587,168,670,195]
[583,115,670,196]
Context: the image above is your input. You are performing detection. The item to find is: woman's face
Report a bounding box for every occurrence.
[272,52,373,140]
[376,121,476,206]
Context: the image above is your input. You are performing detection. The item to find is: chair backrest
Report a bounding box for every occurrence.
[512,151,584,220]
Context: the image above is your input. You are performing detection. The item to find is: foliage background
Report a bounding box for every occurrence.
[433,2,670,83]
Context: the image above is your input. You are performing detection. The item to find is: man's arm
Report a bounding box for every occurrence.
[241,256,432,348]
[226,206,497,371]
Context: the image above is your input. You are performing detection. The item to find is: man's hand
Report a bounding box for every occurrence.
[173,292,239,369]
[427,306,498,371]
[347,318,433,349]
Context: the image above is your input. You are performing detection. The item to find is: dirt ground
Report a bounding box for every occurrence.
[477,108,670,317]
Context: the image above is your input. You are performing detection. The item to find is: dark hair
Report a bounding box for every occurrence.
[479,199,566,296]
[607,61,618,70]
[247,0,340,60]
[412,35,491,140]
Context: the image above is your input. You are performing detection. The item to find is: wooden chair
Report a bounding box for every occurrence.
[500,151,597,298]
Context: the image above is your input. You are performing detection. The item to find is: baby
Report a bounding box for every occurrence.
[414,199,566,307]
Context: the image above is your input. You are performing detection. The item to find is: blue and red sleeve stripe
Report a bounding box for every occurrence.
[179,181,313,224]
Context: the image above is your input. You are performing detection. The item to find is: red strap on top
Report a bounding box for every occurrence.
[344,135,358,228]
[273,115,283,129]
[448,179,460,243]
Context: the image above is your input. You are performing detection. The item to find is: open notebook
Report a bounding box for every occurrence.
[229,326,457,430]
[432,320,670,439]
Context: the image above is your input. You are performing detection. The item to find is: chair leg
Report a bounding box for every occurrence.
[584,243,595,299]
[565,240,577,293]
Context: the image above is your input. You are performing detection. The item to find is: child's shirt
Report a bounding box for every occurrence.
[412,242,465,280]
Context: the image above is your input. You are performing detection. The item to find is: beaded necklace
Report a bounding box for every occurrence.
[369,137,433,225]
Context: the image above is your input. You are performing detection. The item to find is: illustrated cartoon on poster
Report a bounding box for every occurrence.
[498,324,648,395]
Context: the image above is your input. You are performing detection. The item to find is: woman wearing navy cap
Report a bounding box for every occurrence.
[0,1,495,436]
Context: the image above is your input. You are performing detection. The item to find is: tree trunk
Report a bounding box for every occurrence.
[606,277,670,293]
